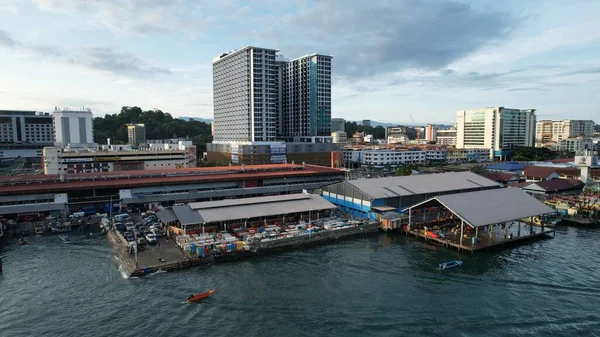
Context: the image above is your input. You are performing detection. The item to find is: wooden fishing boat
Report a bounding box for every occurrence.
[187,289,215,303]
[439,260,463,270]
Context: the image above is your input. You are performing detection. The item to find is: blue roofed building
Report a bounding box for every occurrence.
[321,171,501,220]
[486,162,527,173]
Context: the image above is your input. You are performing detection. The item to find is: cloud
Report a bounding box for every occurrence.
[77,47,171,77]
[0,29,15,47]
[558,67,600,76]
[0,29,170,78]
[256,0,517,78]
[32,0,210,37]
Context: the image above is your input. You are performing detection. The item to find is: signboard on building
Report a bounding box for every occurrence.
[231,144,239,164]
[574,155,597,167]
[62,158,93,163]
[66,163,110,174]
[270,144,287,164]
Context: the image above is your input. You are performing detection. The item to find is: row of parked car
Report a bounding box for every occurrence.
[115,212,164,247]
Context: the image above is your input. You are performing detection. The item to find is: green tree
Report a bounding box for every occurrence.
[395,165,412,176]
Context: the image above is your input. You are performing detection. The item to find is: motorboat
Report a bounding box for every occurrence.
[18,238,28,246]
[187,289,215,303]
[439,260,463,270]
[59,235,71,242]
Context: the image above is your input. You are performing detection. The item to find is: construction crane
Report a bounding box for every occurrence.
[409,114,421,142]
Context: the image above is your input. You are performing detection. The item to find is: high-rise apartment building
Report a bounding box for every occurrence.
[280,54,332,140]
[52,108,95,147]
[331,118,345,132]
[127,123,146,146]
[535,119,595,142]
[213,46,279,142]
[456,107,536,160]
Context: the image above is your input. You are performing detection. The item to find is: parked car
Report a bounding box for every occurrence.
[123,232,135,243]
[46,215,58,220]
[125,222,135,231]
[144,232,157,244]
[150,227,163,237]
[136,237,147,245]
[139,226,151,235]
[115,223,126,233]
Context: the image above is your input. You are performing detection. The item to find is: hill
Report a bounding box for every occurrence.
[178,116,213,124]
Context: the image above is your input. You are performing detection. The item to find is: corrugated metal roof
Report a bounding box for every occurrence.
[421,188,556,227]
[170,194,336,224]
[196,194,336,223]
[189,193,310,210]
[172,205,204,226]
[156,209,177,223]
[347,171,500,199]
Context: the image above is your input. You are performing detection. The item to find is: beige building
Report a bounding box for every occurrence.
[43,145,196,175]
[536,119,595,142]
[331,131,347,144]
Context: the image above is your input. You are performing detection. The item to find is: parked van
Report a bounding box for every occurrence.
[70,211,85,218]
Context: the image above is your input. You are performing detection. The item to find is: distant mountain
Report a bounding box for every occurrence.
[178,116,212,124]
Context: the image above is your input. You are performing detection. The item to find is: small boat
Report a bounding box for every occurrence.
[51,226,72,234]
[59,235,71,242]
[18,238,28,246]
[439,260,463,270]
[187,289,215,303]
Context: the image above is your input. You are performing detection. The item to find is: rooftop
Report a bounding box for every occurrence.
[481,171,518,182]
[527,178,584,192]
[0,164,343,195]
[409,188,555,228]
[346,171,501,199]
[486,162,527,171]
[159,193,336,226]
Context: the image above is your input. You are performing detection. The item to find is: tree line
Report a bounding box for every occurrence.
[93,106,212,155]
[344,121,386,139]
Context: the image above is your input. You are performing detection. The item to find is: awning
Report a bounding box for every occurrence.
[372,206,397,212]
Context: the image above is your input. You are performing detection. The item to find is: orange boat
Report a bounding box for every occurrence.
[187,289,215,303]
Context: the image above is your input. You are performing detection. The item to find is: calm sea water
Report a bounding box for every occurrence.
[1,228,600,337]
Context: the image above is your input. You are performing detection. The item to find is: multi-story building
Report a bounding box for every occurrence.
[362,120,371,127]
[0,110,54,144]
[436,128,457,146]
[43,144,196,175]
[52,108,95,147]
[331,118,345,132]
[556,137,597,153]
[456,107,536,160]
[0,110,54,158]
[331,131,347,144]
[445,148,490,163]
[340,147,489,167]
[385,126,417,140]
[213,46,279,142]
[210,46,335,166]
[127,123,146,146]
[207,142,337,167]
[280,53,332,140]
[425,124,438,142]
[536,119,595,142]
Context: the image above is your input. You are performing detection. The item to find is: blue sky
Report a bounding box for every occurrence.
[0,0,598,125]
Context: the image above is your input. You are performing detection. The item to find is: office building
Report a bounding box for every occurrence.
[127,123,146,146]
[436,128,456,146]
[456,107,536,160]
[425,124,437,142]
[331,118,345,132]
[0,110,54,158]
[331,131,347,144]
[536,119,595,142]
[280,53,332,140]
[213,46,279,142]
[0,110,54,144]
[52,108,95,147]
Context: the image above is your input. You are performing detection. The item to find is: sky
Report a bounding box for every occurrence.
[0,0,599,125]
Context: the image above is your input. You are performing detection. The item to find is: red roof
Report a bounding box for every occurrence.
[550,158,573,164]
[508,182,533,188]
[522,166,561,178]
[529,178,584,192]
[0,164,343,195]
[481,171,517,183]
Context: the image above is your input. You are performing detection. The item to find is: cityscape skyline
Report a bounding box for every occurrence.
[0,1,599,124]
